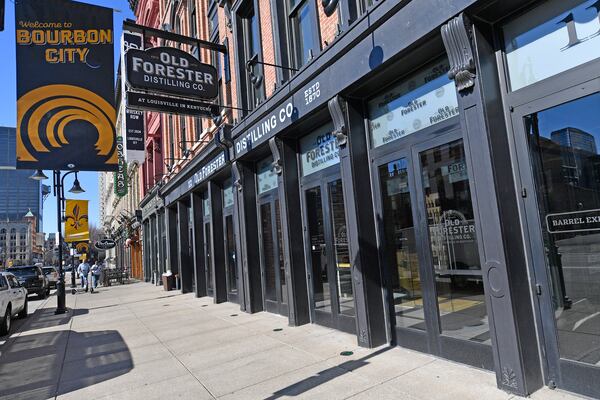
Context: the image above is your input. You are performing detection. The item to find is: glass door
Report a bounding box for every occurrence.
[204,221,213,296]
[223,180,237,303]
[374,133,492,367]
[259,195,288,316]
[512,88,600,397]
[304,174,355,333]
[415,139,490,351]
[375,152,428,350]
[224,214,238,302]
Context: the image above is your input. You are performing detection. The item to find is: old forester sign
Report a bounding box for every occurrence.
[126,47,218,99]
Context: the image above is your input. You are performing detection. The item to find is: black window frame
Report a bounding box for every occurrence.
[189,0,199,57]
[286,0,321,70]
[168,115,175,162]
[235,0,265,113]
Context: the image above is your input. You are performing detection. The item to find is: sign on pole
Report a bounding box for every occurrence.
[127,92,219,117]
[74,241,90,254]
[125,47,218,99]
[64,200,90,243]
[114,137,128,197]
[15,0,117,171]
[94,238,116,250]
[121,31,146,163]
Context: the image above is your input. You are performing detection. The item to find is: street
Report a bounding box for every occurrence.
[0,282,581,400]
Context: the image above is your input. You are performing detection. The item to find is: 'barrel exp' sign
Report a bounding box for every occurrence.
[546,209,600,234]
[125,47,218,100]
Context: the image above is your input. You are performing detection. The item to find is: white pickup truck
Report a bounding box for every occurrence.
[0,271,28,336]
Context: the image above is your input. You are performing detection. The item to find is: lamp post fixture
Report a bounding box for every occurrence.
[30,169,85,314]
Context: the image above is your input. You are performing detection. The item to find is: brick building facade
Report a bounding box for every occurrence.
[131,1,600,398]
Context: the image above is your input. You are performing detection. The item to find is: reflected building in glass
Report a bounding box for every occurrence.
[0,127,45,232]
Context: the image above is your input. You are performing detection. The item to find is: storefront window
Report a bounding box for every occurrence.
[306,186,329,310]
[420,140,489,343]
[504,0,600,91]
[368,58,458,149]
[203,193,210,217]
[526,92,600,365]
[275,199,287,305]
[257,156,278,194]
[379,158,424,330]
[261,202,277,301]
[299,125,339,176]
[328,180,354,316]
[223,180,234,208]
[225,215,237,294]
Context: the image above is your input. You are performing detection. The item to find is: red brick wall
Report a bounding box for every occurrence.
[258,0,277,98]
[318,3,339,48]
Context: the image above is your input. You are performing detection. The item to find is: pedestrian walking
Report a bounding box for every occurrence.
[77,259,91,292]
[90,260,102,293]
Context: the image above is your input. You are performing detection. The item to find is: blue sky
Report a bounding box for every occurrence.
[0,1,134,235]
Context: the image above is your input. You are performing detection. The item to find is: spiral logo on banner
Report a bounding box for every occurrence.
[17,84,117,166]
[75,242,90,254]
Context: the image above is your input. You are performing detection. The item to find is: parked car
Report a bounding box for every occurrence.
[8,265,50,298]
[0,272,28,335]
[42,266,58,289]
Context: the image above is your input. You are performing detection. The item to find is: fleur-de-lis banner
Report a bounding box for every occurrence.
[65,200,90,243]
[15,0,117,171]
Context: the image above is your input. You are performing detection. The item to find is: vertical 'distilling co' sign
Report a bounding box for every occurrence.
[114,137,128,197]
[15,0,117,171]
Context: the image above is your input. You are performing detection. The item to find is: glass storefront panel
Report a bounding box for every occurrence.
[306,186,330,310]
[526,92,600,364]
[257,156,278,194]
[368,58,458,149]
[299,125,340,177]
[379,158,425,330]
[275,199,287,305]
[223,180,234,208]
[205,223,212,290]
[420,140,490,343]
[328,180,354,316]
[260,202,277,301]
[225,215,237,294]
[203,194,210,217]
[504,0,600,91]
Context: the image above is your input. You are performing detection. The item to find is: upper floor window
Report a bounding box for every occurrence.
[337,0,374,27]
[168,115,175,161]
[238,1,264,110]
[208,2,219,39]
[189,2,197,38]
[180,116,187,145]
[288,0,320,69]
[189,0,198,57]
[194,118,202,141]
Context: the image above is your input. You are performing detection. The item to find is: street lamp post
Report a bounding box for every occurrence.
[30,169,84,315]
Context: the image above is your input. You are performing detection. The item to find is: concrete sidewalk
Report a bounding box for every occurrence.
[0,282,583,400]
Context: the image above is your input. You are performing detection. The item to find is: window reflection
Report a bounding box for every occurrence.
[420,140,490,343]
[526,92,600,364]
[306,186,330,310]
[328,180,354,316]
[261,203,276,302]
[379,159,425,330]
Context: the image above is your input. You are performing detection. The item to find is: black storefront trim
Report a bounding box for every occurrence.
[162,149,228,205]
[231,0,478,156]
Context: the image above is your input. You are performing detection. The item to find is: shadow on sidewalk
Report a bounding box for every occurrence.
[264,347,392,400]
[0,329,133,400]
[22,307,89,333]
